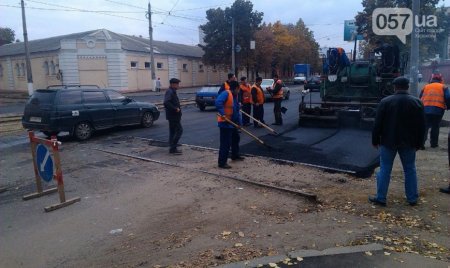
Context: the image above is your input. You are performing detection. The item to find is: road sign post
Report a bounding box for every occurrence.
[23,131,80,212]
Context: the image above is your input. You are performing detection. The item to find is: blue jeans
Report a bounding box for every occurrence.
[218,127,240,166]
[376,146,418,203]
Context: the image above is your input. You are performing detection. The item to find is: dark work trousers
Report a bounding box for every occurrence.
[425,113,443,147]
[253,104,265,127]
[168,120,183,152]
[218,127,240,166]
[242,103,252,125]
[273,98,283,124]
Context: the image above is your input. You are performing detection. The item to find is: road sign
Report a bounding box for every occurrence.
[36,144,53,182]
[344,20,364,41]
[235,44,241,53]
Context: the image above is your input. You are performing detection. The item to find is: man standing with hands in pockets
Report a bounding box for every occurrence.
[164,78,183,155]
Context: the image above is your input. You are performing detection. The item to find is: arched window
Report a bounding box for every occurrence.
[21,63,26,76]
[15,63,20,77]
[43,61,49,75]
[50,61,56,75]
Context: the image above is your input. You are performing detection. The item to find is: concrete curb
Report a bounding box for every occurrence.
[219,243,384,268]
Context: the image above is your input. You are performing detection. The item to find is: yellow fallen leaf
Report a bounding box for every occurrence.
[238,231,245,237]
[365,251,373,256]
[384,252,391,256]
[268,263,277,268]
[296,257,304,261]
[222,231,231,236]
[234,243,243,247]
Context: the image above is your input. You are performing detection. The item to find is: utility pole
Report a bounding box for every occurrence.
[147,2,156,91]
[231,18,235,75]
[409,0,420,96]
[21,0,33,96]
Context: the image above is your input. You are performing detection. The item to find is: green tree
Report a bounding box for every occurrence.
[199,0,263,71]
[0,27,15,46]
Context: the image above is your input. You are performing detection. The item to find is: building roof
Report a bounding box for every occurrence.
[0,29,204,58]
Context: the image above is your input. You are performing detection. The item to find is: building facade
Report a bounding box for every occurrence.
[0,29,227,92]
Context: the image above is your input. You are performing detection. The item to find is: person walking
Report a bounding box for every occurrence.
[164,78,183,155]
[251,77,265,128]
[239,77,253,126]
[215,81,244,169]
[370,77,426,206]
[155,77,162,92]
[440,130,450,194]
[267,74,284,125]
[419,75,450,148]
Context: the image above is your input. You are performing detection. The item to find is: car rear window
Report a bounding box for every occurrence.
[83,91,108,104]
[58,90,82,105]
[107,90,126,102]
[29,90,57,105]
[199,87,220,93]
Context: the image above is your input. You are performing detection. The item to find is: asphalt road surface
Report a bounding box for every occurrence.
[1,86,379,176]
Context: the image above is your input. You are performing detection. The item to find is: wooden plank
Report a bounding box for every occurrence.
[44,197,81,212]
[22,187,58,200]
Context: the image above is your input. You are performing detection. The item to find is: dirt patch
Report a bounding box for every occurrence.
[1,130,449,267]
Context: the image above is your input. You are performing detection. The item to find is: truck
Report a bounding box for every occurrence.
[293,64,310,84]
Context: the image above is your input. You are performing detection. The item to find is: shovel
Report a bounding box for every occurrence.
[217,113,277,150]
[239,109,279,136]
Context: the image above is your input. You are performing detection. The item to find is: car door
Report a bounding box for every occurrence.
[55,90,83,131]
[82,90,114,129]
[106,90,140,126]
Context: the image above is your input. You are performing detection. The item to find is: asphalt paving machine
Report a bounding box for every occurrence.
[299,44,407,128]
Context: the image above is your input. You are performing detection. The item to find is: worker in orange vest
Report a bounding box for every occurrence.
[419,76,450,148]
[267,74,284,125]
[218,73,236,94]
[239,77,253,126]
[215,81,244,169]
[251,77,265,128]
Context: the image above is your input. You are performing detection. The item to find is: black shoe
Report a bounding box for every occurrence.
[408,201,418,206]
[419,146,425,150]
[231,156,245,161]
[368,196,386,207]
[218,164,232,169]
[169,149,182,155]
[431,145,438,148]
[439,186,450,194]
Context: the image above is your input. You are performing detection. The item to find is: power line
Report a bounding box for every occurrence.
[171,2,233,12]
[0,4,143,13]
[161,0,181,25]
[103,0,146,10]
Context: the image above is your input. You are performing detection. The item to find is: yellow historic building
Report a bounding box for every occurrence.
[0,29,226,92]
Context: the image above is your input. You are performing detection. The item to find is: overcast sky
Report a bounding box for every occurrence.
[1,0,449,53]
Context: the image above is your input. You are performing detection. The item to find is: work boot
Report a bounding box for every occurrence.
[368,196,386,207]
[169,149,182,155]
[231,155,245,161]
[439,185,450,194]
[218,163,232,169]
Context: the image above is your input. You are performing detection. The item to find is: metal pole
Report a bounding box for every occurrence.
[353,38,357,62]
[409,0,420,96]
[21,0,33,96]
[148,2,156,91]
[232,18,235,75]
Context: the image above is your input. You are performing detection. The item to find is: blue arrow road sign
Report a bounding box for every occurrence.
[36,144,53,182]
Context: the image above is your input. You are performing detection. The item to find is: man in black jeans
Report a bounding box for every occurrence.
[164,78,183,155]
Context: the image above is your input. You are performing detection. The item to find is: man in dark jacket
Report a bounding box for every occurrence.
[164,78,183,154]
[370,77,426,206]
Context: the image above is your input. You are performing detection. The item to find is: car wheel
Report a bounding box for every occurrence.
[141,112,154,127]
[199,104,206,111]
[74,122,93,141]
[284,92,290,100]
[42,131,60,138]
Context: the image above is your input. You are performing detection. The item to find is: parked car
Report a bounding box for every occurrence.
[195,85,221,111]
[22,85,160,140]
[293,74,307,84]
[260,79,290,100]
[304,76,322,92]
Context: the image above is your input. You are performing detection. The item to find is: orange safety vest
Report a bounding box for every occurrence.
[217,89,234,123]
[252,84,265,104]
[240,83,252,104]
[272,80,284,99]
[223,81,230,91]
[421,83,446,109]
